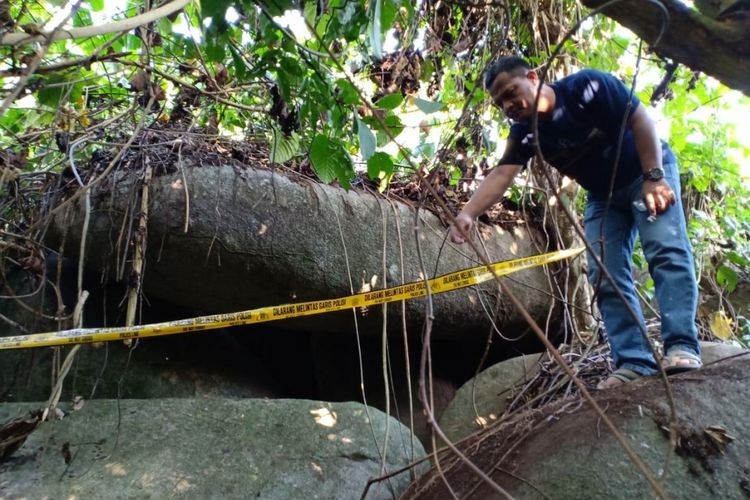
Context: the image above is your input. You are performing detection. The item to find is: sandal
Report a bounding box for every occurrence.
[596,368,643,390]
[663,349,702,374]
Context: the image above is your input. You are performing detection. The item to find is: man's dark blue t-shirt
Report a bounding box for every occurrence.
[497,69,676,194]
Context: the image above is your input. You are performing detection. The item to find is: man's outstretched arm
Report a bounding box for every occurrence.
[628,105,676,217]
[450,164,522,244]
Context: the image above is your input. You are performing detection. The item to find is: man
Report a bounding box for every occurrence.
[449,56,702,389]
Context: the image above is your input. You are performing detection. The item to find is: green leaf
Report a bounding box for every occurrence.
[36,74,83,108]
[367,152,393,180]
[727,252,750,269]
[280,56,305,78]
[380,0,398,36]
[73,8,92,28]
[382,114,404,138]
[356,115,376,160]
[229,44,248,80]
[420,58,435,80]
[204,32,227,61]
[303,1,317,26]
[335,79,360,105]
[202,0,232,18]
[324,0,368,42]
[310,135,354,189]
[375,93,403,109]
[690,174,710,193]
[369,0,383,59]
[413,142,435,158]
[414,97,443,114]
[716,265,738,293]
[336,0,359,24]
[256,0,294,17]
[0,108,28,134]
[89,0,104,11]
[271,127,300,164]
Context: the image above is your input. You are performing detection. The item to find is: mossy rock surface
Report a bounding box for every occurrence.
[404,355,750,499]
[438,353,542,442]
[0,398,426,499]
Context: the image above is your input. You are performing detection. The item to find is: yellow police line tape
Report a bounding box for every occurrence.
[0,247,584,350]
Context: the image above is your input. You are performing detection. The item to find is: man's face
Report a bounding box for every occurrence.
[488,70,538,122]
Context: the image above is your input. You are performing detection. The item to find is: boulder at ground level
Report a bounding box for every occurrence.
[0,398,426,499]
[699,340,749,365]
[438,353,542,442]
[437,342,750,444]
[404,355,750,499]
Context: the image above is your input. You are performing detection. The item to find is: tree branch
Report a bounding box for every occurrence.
[583,0,750,96]
[0,51,131,77]
[1,0,191,46]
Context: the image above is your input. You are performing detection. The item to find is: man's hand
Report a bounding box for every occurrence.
[450,212,474,244]
[642,179,675,217]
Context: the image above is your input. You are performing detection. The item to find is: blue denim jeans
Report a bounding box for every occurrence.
[584,162,700,375]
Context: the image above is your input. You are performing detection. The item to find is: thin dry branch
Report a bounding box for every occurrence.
[1,0,191,46]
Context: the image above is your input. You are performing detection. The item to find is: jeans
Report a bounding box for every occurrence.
[584,162,700,375]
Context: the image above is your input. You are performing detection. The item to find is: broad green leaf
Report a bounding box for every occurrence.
[360,116,382,130]
[690,174,710,193]
[229,44,248,80]
[413,142,435,159]
[716,265,738,293]
[204,40,226,62]
[367,152,393,180]
[314,11,332,37]
[202,0,232,18]
[0,108,27,134]
[727,252,750,269]
[335,79,360,105]
[414,98,443,114]
[89,0,104,11]
[279,56,305,78]
[255,0,294,16]
[356,115,376,160]
[380,0,398,35]
[420,58,435,80]
[310,135,335,183]
[271,127,300,164]
[375,93,403,110]
[369,0,382,59]
[37,74,83,108]
[309,135,354,189]
[336,1,359,24]
[303,1,317,26]
[323,0,368,41]
[73,8,92,28]
[382,114,404,138]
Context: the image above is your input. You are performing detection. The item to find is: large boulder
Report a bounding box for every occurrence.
[49,164,567,344]
[403,355,750,499]
[0,398,426,499]
[700,340,749,365]
[438,353,543,442]
[437,342,750,444]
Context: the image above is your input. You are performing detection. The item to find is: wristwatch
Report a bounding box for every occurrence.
[643,167,665,182]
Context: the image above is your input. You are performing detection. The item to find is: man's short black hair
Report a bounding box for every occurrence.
[483,56,531,89]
